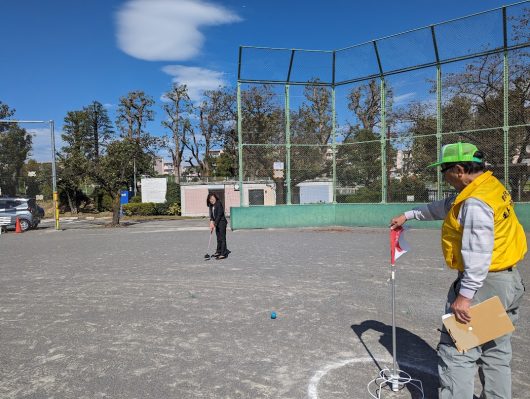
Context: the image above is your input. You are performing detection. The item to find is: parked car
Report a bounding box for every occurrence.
[0,197,44,231]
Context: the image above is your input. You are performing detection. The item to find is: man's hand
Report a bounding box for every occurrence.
[209,221,215,232]
[390,214,407,230]
[450,294,472,323]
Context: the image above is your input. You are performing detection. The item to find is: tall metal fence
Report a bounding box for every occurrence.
[236,2,530,206]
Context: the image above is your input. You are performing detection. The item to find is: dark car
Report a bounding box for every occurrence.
[0,197,44,231]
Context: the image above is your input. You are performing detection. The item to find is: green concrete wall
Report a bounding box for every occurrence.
[230,203,530,231]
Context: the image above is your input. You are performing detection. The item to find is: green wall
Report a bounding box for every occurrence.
[230,203,530,231]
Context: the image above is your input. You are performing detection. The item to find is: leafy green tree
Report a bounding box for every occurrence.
[92,138,153,225]
[214,152,237,177]
[23,160,52,199]
[58,110,91,213]
[84,101,114,209]
[240,85,284,180]
[84,101,114,161]
[337,129,381,190]
[0,103,32,195]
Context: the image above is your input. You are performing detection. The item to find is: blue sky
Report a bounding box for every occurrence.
[0,0,516,160]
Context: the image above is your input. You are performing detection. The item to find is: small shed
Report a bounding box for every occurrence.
[180,180,276,217]
[298,180,333,204]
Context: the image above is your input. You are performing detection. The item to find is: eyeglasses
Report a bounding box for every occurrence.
[440,165,454,174]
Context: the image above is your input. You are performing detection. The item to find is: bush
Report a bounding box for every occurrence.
[101,193,114,211]
[167,202,181,216]
[166,180,180,204]
[122,202,157,216]
[122,200,180,217]
[130,195,142,203]
[154,203,169,215]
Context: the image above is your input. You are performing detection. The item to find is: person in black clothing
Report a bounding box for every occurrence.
[207,193,230,259]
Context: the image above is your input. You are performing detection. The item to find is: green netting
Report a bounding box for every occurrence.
[237,3,530,206]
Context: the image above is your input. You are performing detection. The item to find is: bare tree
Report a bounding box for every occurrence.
[347,79,393,136]
[162,84,193,184]
[115,91,156,194]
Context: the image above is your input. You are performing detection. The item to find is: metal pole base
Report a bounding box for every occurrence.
[368,368,424,398]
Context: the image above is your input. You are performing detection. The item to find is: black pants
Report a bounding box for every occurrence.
[215,220,229,256]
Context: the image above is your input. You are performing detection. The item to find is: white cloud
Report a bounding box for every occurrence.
[393,92,416,105]
[116,0,241,61]
[162,65,226,101]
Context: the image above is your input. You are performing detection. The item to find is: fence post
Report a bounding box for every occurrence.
[502,6,510,189]
[432,25,443,200]
[237,81,244,207]
[285,84,292,205]
[373,40,387,204]
[380,78,387,204]
[50,120,60,230]
[332,51,337,204]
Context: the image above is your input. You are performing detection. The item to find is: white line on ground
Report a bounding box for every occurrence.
[307,357,436,399]
[128,227,209,233]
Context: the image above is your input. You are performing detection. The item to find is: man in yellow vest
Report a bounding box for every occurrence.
[390,142,527,399]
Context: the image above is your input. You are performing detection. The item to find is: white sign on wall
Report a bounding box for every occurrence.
[141,178,167,203]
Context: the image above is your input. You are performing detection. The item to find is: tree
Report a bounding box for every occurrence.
[337,129,381,190]
[161,84,194,184]
[215,152,237,177]
[289,82,333,194]
[0,103,32,196]
[346,79,394,137]
[178,88,236,178]
[84,101,114,161]
[23,160,53,199]
[116,91,155,140]
[240,85,284,180]
[115,91,156,194]
[437,9,530,197]
[92,138,153,225]
[58,110,91,213]
[83,101,114,210]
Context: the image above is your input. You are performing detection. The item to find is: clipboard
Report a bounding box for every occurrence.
[442,296,515,353]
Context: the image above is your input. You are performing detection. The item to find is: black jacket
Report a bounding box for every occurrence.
[209,201,227,227]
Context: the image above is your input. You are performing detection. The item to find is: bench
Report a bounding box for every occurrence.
[0,216,12,234]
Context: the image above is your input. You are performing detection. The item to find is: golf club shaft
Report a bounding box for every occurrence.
[207,230,213,252]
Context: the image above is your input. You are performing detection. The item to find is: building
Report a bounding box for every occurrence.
[206,149,224,159]
[154,157,176,176]
[180,180,276,217]
[297,180,333,204]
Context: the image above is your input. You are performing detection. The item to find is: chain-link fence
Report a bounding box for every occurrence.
[236,2,530,206]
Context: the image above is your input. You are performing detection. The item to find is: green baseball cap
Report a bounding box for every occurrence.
[428,142,483,168]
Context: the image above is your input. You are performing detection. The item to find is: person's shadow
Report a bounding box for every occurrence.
[351,320,439,398]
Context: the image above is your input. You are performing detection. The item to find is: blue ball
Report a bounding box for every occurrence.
[271,311,277,319]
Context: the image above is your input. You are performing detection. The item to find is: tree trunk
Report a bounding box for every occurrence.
[111,192,121,225]
[66,190,78,214]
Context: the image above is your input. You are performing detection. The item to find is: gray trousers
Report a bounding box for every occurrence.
[438,267,525,399]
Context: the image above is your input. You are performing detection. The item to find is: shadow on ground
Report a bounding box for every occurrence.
[352,320,439,398]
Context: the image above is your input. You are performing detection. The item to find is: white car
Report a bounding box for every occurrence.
[0,197,44,231]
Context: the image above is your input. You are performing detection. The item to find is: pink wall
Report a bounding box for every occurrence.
[182,184,241,217]
[183,187,209,216]
[224,185,241,215]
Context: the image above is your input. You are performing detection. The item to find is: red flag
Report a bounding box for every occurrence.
[390,226,410,265]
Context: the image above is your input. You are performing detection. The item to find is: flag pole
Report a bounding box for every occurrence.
[367,227,424,398]
[389,228,399,389]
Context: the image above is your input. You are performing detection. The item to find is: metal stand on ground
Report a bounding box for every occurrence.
[367,228,424,398]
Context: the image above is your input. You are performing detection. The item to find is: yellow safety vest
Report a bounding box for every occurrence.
[441,171,527,272]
